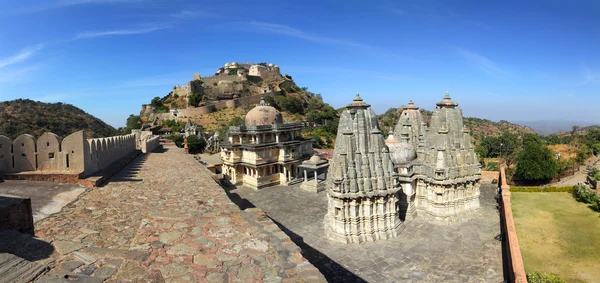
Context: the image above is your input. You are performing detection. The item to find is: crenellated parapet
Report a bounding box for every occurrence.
[0,131,136,177]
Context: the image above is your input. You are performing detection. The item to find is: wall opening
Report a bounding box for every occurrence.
[66,154,69,168]
[48,152,54,159]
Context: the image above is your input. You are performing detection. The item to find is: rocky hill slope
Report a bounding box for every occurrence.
[0,99,118,139]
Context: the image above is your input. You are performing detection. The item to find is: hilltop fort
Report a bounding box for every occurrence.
[140,62,296,123]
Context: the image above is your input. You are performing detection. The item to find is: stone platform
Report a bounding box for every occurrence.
[29,146,324,282]
[230,183,504,282]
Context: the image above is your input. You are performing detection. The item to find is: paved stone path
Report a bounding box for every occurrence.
[0,181,85,222]
[231,183,504,282]
[32,146,324,282]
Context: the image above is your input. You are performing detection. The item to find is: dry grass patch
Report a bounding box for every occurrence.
[511,192,600,283]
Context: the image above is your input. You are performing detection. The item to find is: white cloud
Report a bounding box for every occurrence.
[454,47,507,76]
[577,67,600,85]
[74,25,167,39]
[58,0,145,6]
[0,45,43,69]
[227,21,414,61]
[170,10,211,18]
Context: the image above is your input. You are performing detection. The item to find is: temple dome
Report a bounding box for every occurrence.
[309,155,322,163]
[385,135,417,165]
[245,98,283,126]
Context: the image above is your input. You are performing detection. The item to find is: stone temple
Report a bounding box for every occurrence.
[324,94,404,243]
[221,97,313,189]
[325,92,481,243]
[397,93,481,221]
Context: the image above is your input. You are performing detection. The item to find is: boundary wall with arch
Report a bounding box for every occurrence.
[0,130,136,177]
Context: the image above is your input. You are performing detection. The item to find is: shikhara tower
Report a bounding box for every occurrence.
[324,94,405,244]
[325,92,481,243]
[395,93,481,222]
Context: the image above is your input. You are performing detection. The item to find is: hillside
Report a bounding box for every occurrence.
[0,99,118,139]
[137,62,340,148]
[515,120,598,136]
[377,106,536,144]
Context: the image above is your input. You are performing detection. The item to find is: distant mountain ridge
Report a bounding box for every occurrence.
[378,107,536,143]
[0,99,118,139]
[513,120,599,136]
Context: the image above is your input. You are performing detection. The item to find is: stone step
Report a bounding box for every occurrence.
[0,253,48,283]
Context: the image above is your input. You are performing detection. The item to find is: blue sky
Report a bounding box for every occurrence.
[0,0,598,127]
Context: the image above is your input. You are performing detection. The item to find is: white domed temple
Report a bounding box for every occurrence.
[220,98,313,189]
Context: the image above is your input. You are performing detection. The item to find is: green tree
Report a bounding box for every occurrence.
[188,92,204,107]
[123,114,141,134]
[516,134,559,182]
[150,96,163,108]
[228,116,245,126]
[187,135,207,153]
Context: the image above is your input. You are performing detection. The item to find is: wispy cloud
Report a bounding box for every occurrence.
[0,65,42,83]
[236,21,370,49]
[170,10,211,18]
[454,47,507,76]
[577,67,600,85]
[225,21,414,61]
[74,25,168,39]
[0,45,44,69]
[287,66,412,81]
[58,0,145,6]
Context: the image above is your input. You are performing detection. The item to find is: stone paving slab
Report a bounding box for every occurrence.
[231,182,504,282]
[0,180,86,222]
[31,147,324,282]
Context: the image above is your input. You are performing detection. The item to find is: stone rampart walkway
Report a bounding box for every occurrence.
[33,147,324,282]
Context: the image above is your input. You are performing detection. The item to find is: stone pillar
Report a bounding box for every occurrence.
[314,171,318,184]
[304,169,307,181]
[276,134,280,143]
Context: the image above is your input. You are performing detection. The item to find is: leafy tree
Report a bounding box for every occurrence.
[575,144,592,164]
[274,95,304,114]
[168,134,184,147]
[228,116,244,126]
[151,96,163,108]
[188,92,204,107]
[187,135,207,153]
[123,115,141,134]
[515,134,559,182]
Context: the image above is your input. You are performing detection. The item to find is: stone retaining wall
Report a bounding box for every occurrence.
[142,136,161,153]
[0,196,34,235]
[179,92,282,117]
[499,166,527,283]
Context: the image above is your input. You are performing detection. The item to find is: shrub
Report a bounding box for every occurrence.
[173,93,179,99]
[186,135,207,154]
[510,186,575,193]
[486,161,499,171]
[572,185,599,211]
[526,272,565,283]
[167,134,184,147]
[188,92,204,107]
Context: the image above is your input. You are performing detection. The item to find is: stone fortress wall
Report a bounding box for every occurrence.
[143,62,284,119]
[178,91,282,117]
[0,130,136,177]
